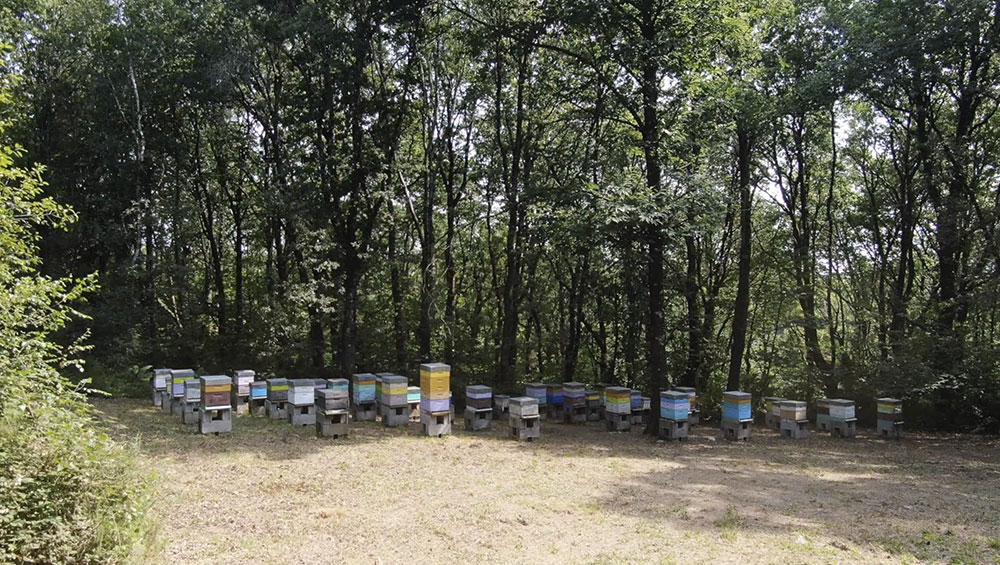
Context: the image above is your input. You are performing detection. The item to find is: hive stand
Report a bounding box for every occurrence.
[464,407,493,431]
[780,418,809,439]
[248,397,266,417]
[265,399,288,420]
[548,403,565,422]
[832,418,857,438]
[493,395,510,421]
[171,395,185,416]
[565,405,588,424]
[152,387,163,407]
[421,411,452,437]
[689,409,701,425]
[658,418,689,441]
[408,401,421,423]
[607,412,631,432]
[382,404,409,427]
[317,411,350,438]
[199,407,232,434]
[181,399,201,425]
[630,409,646,426]
[161,392,173,413]
[721,418,752,441]
[288,403,316,427]
[877,419,903,438]
[352,401,377,422]
[510,415,540,441]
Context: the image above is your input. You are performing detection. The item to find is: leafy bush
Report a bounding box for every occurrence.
[0,63,155,563]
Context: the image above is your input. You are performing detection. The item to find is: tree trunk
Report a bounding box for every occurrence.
[727,124,753,391]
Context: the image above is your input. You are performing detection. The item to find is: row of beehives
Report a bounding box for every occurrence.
[149,369,904,442]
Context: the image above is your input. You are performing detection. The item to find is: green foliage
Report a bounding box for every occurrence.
[0,50,154,561]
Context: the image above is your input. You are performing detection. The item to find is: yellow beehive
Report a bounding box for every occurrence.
[420,363,450,398]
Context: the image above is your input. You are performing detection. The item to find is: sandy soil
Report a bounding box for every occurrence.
[93,399,1000,565]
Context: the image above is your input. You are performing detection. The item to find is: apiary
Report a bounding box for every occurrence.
[605,387,632,432]
[585,390,601,421]
[464,385,493,431]
[351,373,377,421]
[230,369,255,412]
[721,391,752,441]
[509,396,540,441]
[493,394,510,421]
[381,375,410,427]
[288,379,316,427]
[248,380,267,416]
[265,377,289,420]
[779,400,808,439]
[316,383,350,438]
[181,377,201,425]
[815,398,831,431]
[764,396,786,429]
[673,387,699,424]
[199,375,232,434]
[420,363,452,437]
[876,398,903,438]
[828,399,856,437]
[151,368,170,407]
[169,369,196,416]
[562,382,587,423]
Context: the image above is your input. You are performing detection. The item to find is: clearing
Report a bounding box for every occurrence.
[95,399,1000,564]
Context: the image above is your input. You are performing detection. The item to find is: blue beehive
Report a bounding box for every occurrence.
[722,391,752,422]
[659,391,690,421]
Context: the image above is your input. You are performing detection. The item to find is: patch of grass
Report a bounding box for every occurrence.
[714,505,745,541]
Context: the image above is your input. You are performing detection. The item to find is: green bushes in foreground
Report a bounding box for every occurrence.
[0,63,155,563]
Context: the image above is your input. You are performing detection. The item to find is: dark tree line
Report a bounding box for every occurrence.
[6,0,1000,431]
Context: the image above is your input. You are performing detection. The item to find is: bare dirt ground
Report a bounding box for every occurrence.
[93,399,1000,565]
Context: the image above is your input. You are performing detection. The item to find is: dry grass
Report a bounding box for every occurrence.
[93,399,1000,565]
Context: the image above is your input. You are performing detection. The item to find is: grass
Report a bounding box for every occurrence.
[94,398,1000,564]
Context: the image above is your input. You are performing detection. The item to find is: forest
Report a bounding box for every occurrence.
[5,0,1000,433]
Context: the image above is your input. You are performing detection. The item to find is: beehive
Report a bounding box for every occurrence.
[420,363,451,436]
[151,368,170,406]
[673,386,700,424]
[317,387,349,413]
[562,382,586,408]
[466,385,492,410]
[525,382,547,408]
[546,384,564,418]
[828,398,857,438]
[510,396,539,418]
[876,397,903,438]
[327,378,349,394]
[779,400,808,439]
[201,375,231,409]
[250,381,267,401]
[815,398,831,431]
[199,375,232,435]
[659,391,690,421]
[267,378,289,402]
[509,397,540,441]
[289,379,315,406]
[181,378,202,425]
[407,385,421,404]
[605,387,632,414]
[722,391,752,422]
[352,373,377,404]
[170,369,196,398]
[630,390,642,411]
[764,396,786,429]
[316,386,350,438]
[232,369,255,397]
[493,394,510,420]
[380,375,408,406]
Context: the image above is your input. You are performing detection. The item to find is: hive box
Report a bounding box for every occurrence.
[248,380,267,416]
[408,386,421,422]
[287,379,316,426]
[525,383,547,413]
[199,375,233,434]
[493,394,510,420]
[659,391,690,421]
[605,387,632,431]
[562,382,587,423]
[230,369,255,412]
[352,373,377,403]
[420,363,452,436]
[722,391,752,441]
[815,398,831,431]
[779,400,808,439]
[764,396,786,429]
[151,368,170,406]
[381,375,410,427]
[181,378,201,425]
[629,391,644,425]
[464,385,493,431]
[169,369,196,415]
[316,388,350,438]
[828,399,856,438]
[266,378,289,420]
[585,390,601,421]
[876,398,903,438]
[509,397,540,441]
[673,386,700,424]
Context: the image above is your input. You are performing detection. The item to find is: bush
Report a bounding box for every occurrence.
[0,68,155,563]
